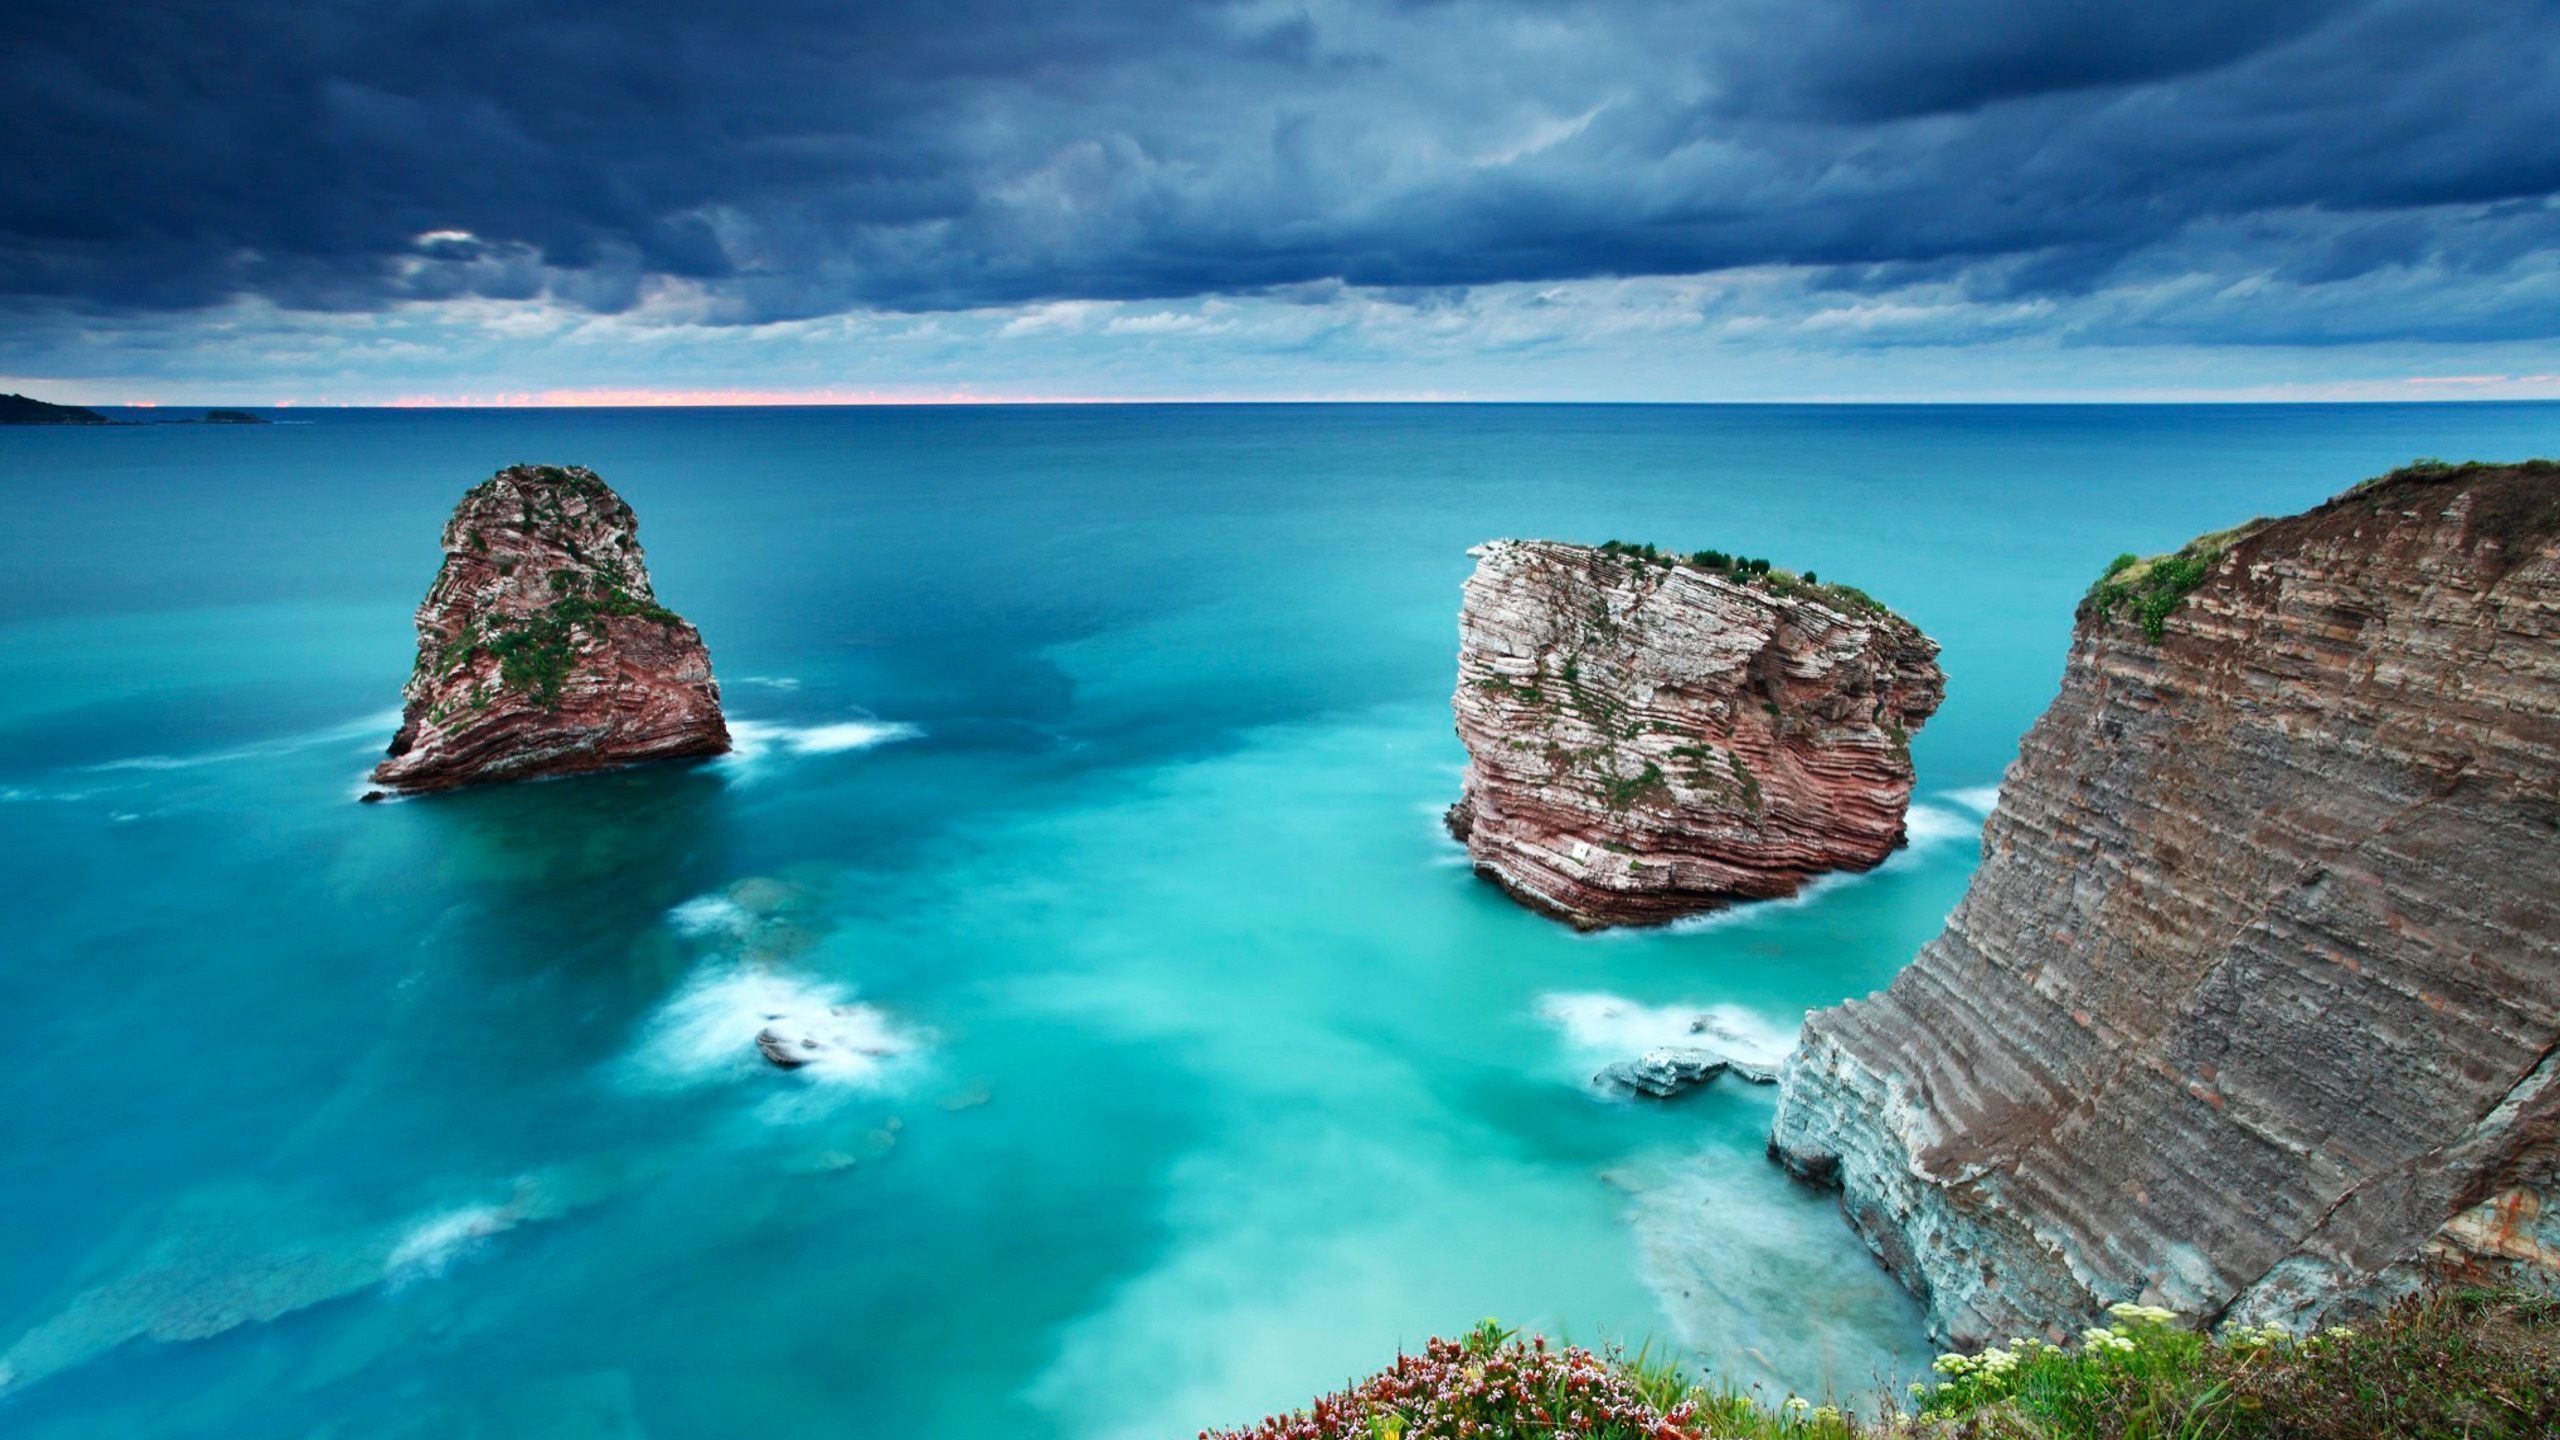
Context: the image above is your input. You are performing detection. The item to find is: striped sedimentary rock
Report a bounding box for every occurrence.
[1771,462,2560,1345]
[1447,540,1943,929]
[372,464,728,794]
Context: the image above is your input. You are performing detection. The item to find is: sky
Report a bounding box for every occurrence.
[7,0,2560,405]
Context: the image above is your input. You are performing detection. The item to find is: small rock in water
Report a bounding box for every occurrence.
[938,1084,992,1112]
[754,1005,895,1071]
[1593,1046,1777,1098]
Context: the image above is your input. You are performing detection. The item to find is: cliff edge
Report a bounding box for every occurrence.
[1771,461,2560,1345]
[1449,539,1943,928]
[371,464,728,794]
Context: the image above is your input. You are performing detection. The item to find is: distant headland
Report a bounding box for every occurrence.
[0,392,267,425]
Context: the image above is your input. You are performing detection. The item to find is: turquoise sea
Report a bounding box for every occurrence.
[2,403,2553,1438]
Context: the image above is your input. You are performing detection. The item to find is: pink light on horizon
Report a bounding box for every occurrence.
[374,384,1461,408]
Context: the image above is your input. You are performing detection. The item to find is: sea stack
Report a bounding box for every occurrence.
[1448,539,1943,928]
[370,464,729,794]
[1770,461,2560,1345]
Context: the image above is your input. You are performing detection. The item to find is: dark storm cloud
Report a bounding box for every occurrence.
[7,0,2558,341]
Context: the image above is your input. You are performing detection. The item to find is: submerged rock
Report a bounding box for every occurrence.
[1448,539,1943,928]
[755,1005,898,1071]
[371,464,728,793]
[1593,1046,1779,1098]
[1770,460,2560,1346]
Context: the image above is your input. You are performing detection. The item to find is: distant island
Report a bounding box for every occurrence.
[0,393,109,425]
[0,393,268,425]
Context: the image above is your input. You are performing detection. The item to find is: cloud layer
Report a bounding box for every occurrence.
[8,0,2558,393]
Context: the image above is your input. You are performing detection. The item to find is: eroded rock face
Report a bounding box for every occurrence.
[1448,540,1943,928]
[371,465,728,793]
[1770,461,2560,1346]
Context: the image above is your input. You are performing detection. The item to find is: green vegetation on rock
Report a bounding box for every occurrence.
[1207,1291,2558,1439]
[2085,519,2266,642]
[1594,539,1892,619]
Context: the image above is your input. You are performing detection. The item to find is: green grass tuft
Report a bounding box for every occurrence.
[1203,1292,2558,1440]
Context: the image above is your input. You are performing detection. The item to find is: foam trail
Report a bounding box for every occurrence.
[1945,784,2002,816]
[1661,867,1862,934]
[1900,802,1976,848]
[384,1204,515,1285]
[722,717,922,766]
[87,708,410,774]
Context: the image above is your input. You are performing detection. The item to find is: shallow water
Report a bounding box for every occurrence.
[2,403,2552,1437]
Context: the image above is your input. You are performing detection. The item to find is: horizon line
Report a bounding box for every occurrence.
[73,395,2560,411]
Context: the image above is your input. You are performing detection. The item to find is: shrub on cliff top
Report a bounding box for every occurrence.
[1594,539,1892,618]
[2085,520,2266,642]
[1198,1321,1750,1440]
[1203,1293,2558,1440]
[1915,1291,2558,1440]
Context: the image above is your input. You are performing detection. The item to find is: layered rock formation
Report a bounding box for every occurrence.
[371,464,728,793]
[1448,540,1943,928]
[1771,461,2560,1345]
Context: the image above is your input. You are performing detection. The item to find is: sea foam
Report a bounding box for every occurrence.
[383,1203,516,1285]
[626,964,926,1094]
[88,707,409,774]
[667,894,754,939]
[1945,783,2002,816]
[722,717,922,766]
[1536,991,1795,1071]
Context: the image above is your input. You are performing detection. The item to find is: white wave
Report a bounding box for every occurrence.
[722,717,922,765]
[1873,801,1987,874]
[1661,867,1865,933]
[1535,991,1796,1071]
[1901,802,1977,848]
[384,1203,515,1285]
[667,895,752,939]
[625,964,926,1093]
[1945,784,2002,817]
[85,708,409,775]
[736,675,802,690]
[0,784,102,804]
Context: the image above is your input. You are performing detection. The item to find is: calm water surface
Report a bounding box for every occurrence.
[2,403,2553,1437]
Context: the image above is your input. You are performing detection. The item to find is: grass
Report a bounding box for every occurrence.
[1202,1293,2558,1440]
[2087,457,2560,642]
[1591,540,1893,620]
[2084,519,2267,642]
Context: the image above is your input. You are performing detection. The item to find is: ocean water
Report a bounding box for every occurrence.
[1,402,2552,1437]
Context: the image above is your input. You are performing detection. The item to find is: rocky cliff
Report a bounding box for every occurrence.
[1448,540,1943,928]
[371,464,728,794]
[1771,461,2560,1346]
